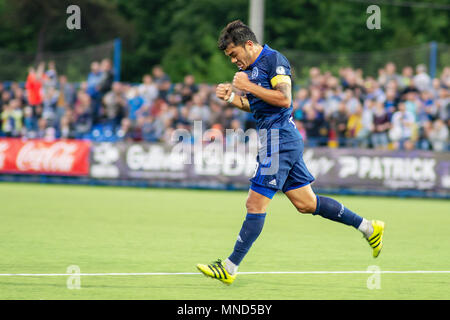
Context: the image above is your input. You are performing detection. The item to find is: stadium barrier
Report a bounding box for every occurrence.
[0,138,90,176]
[0,138,449,198]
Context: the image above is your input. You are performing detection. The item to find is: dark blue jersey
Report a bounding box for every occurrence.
[242,44,302,146]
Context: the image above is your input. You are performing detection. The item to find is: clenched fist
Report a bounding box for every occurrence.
[216,83,233,101]
[232,72,250,91]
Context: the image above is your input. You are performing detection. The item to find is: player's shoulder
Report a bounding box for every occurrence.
[264,45,289,61]
[260,45,290,73]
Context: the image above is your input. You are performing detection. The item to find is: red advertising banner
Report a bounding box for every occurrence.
[0,138,91,176]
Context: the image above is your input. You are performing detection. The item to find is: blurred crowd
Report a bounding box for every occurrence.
[0,60,449,151]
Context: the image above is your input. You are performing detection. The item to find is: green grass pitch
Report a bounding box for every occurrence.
[0,182,449,300]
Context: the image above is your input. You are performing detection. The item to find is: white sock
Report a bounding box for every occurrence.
[358,218,374,238]
[224,258,238,275]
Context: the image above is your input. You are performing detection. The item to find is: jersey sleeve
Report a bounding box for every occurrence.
[267,52,292,88]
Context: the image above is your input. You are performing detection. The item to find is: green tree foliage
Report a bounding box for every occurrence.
[0,0,449,83]
[0,0,131,55]
[117,0,248,83]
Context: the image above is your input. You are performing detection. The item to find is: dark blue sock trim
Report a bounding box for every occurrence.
[246,213,267,220]
[313,195,320,215]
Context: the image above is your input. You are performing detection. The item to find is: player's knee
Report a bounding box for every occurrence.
[246,198,267,214]
[295,198,316,214]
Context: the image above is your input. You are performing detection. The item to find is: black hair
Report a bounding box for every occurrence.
[217,20,259,51]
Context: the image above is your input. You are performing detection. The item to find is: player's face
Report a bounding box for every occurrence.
[224,42,253,70]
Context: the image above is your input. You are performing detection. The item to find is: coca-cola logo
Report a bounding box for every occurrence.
[16,141,78,172]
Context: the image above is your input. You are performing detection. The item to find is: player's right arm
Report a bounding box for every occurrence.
[216,83,251,112]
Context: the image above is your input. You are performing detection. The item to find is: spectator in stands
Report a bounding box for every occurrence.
[404,90,420,121]
[295,120,307,143]
[413,64,431,92]
[58,112,74,139]
[428,119,449,151]
[166,92,183,109]
[1,90,11,114]
[180,74,198,104]
[431,78,442,99]
[346,104,363,147]
[308,67,322,88]
[399,66,414,89]
[25,64,44,110]
[440,67,450,90]
[162,103,178,124]
[417,90,437,128]
[293,88,309,121]
[219,107,235,132]
[341,68,360,92]
[302,107,324,146]
[55,75,75,121]
[102,82,127,129]
[73,91,93,138]
[209,100,224,130]
[436,87,449,123]
[152,65,171,101]
[36,117,48,139]
[44,61,58,92]
[0,83,7,117]
[418,120,433,150]
[389,102,416,150]
[304,87,325,119]
[86,61,102,98]
[342,89,360,115]
[86,61,104,123]
[329,101,348,146]
[358,100,374,148]
[12,85,27,108]
[23,106,37,138]
[1,99,22,137]
[126,85,144,122]
[371,101,390,149]
[225,119,245,146]
[98,58,114,95]
[383,62,401,87]
[138,74,159,108]
[116,117,135,142]
[174,105,192,130]
[363,77,384,104]
[377,67,386,88]
[42,86,59,126]
[383,87,399,119]
[188,93,211,128]
[140,114,165,142]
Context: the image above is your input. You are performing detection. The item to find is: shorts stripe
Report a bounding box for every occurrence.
[250,183,277,199]
[283,179,315,193]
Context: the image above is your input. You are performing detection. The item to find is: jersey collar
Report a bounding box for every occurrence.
[249,44,268,69]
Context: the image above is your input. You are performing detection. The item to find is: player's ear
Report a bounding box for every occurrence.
[244,40,254,50]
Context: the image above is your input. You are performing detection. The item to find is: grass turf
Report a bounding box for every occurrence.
[0,182,449,299]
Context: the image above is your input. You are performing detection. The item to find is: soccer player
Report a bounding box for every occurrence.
[197,20,385,285]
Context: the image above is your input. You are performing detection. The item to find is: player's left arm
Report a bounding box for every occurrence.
[232,72,292,108]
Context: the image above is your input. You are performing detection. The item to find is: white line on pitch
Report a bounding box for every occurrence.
[0,271,449,277]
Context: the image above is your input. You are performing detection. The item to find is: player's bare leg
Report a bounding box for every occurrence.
[284,183,317,214]
[245,188,272,213]
[197,188,271,284]
[285,184,385,257]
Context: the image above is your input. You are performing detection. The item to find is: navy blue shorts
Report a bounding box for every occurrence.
[249,139,315,199]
